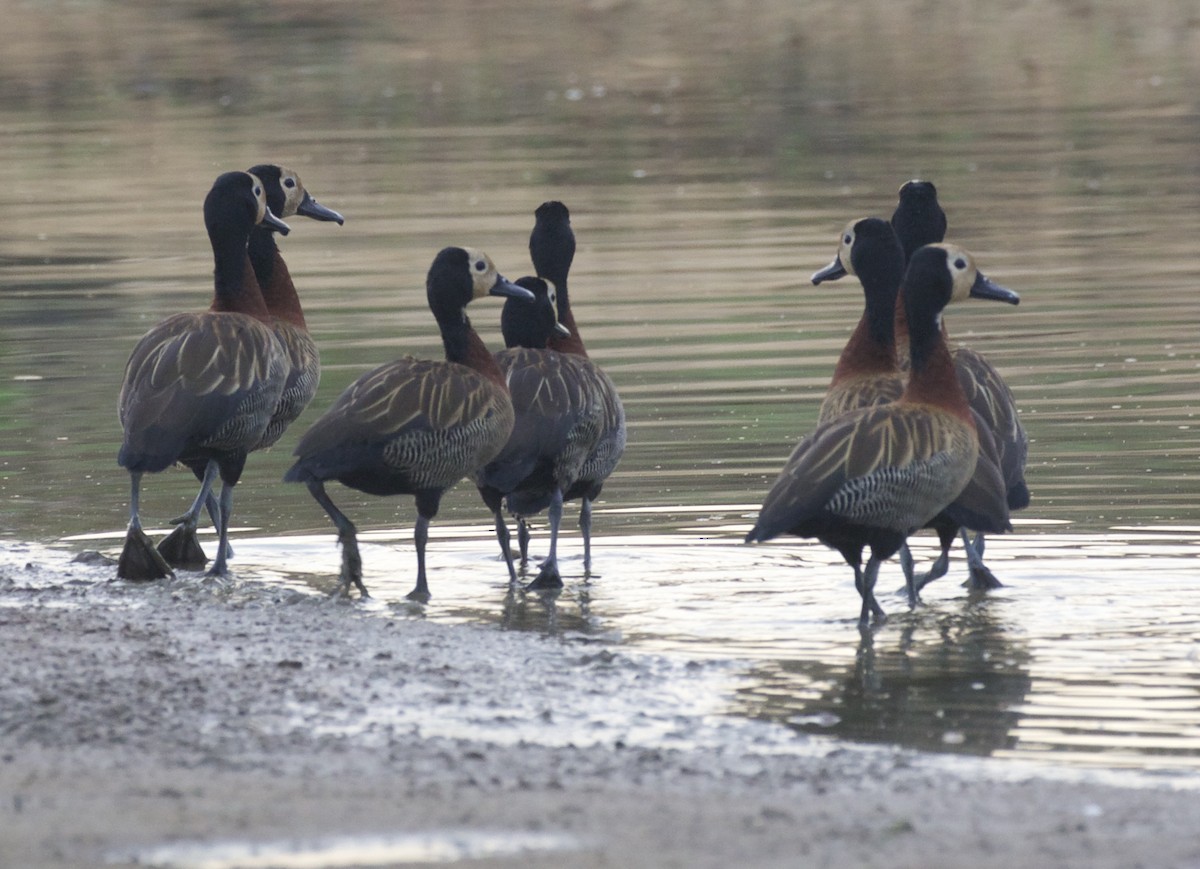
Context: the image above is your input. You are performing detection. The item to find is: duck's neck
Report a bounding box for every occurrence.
[902,311,972,423]
[830,278,898,385]
[249,230,306,328]
[893,289,949,362]
[546,282,588,357]
[441,312,509,390]
[208,228,271,322]
[893,289,913,363]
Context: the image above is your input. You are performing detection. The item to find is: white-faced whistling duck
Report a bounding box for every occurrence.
[810,218,1014,605]
[156,164,344,571]
[525,201,626,574]
[476,275,607,590]
[891,180,1030,590]
[811,218,907,421]
[283,247,535,601]
[746,243,1020,628]
[246,163,344,449]
[117,171,290,581]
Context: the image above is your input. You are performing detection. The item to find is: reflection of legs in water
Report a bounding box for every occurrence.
[517,517,531,567]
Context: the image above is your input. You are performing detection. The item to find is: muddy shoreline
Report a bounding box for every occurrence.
[2,546,1199,868]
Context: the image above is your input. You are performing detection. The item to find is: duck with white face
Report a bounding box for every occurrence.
[285,247,535,601]
[117,171,290,581]
[155,164,345,572]
[747,242,1020,628]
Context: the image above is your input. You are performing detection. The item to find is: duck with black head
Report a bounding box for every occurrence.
[284,247,534,601]
[810,217,1014,606]
[245,163,344,449]
[818,180,1029,592]
[476,276,607,590]
[746,244,1019,628]
[810,218,907,421]
[524,201,626,576]
[890,180,1030,591]
[116,171,289,581]
[156,164,344,570]
[890,179,947,262]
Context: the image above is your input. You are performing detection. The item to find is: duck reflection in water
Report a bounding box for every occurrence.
[731,599,1032,757]
[499,583,601,638]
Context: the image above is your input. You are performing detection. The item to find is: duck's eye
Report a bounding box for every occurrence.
[843,234,853,245]
[254,185,262,197]
[954,257,967,270]
[284,178,296,189]
[474,260,487,272]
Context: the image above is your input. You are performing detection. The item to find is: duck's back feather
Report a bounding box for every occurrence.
[953,345,1029,509]
[118,311,285,473]
[286,356,514,496]
[482,348,605,507]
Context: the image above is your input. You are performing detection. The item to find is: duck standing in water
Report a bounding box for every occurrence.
[816,180,1029,591]
[890,180,1030,590]
[523,201,626,575]
[746,244,1019,627]
[117,171,289,580]
[810,218,1013,605]
[284,248,534,601]
[157,164,344,570]
[477,276,606,590]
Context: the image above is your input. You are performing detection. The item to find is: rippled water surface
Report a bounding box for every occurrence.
[2,0,1199,777]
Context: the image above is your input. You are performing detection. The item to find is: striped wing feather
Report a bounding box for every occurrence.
[483,348,605,500]
[255,322,320,450]
[291,357,515,493]
[571,366,625,497]
[954,346,1029,509]
[118,312,285,471]
[754,404,978,542]
[817,372,904,424]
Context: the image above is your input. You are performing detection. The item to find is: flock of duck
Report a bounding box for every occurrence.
[114,170,1026,628]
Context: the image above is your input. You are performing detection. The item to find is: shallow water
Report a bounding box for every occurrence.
[3,1,1200,778]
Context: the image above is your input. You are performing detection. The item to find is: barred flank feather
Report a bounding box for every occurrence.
[954,346,1029,510]
[570,366,625,500]
[283,247,532,600]
[288,357,514,495]
[752,404,977,542]
[255,322,320,450]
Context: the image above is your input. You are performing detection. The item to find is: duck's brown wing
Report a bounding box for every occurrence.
[941,412,1012,534]
[954,346,1029,509]
[288,357,514,494]
[483,349,605,497]
[118,312,285,472]
[749,404,978,542]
